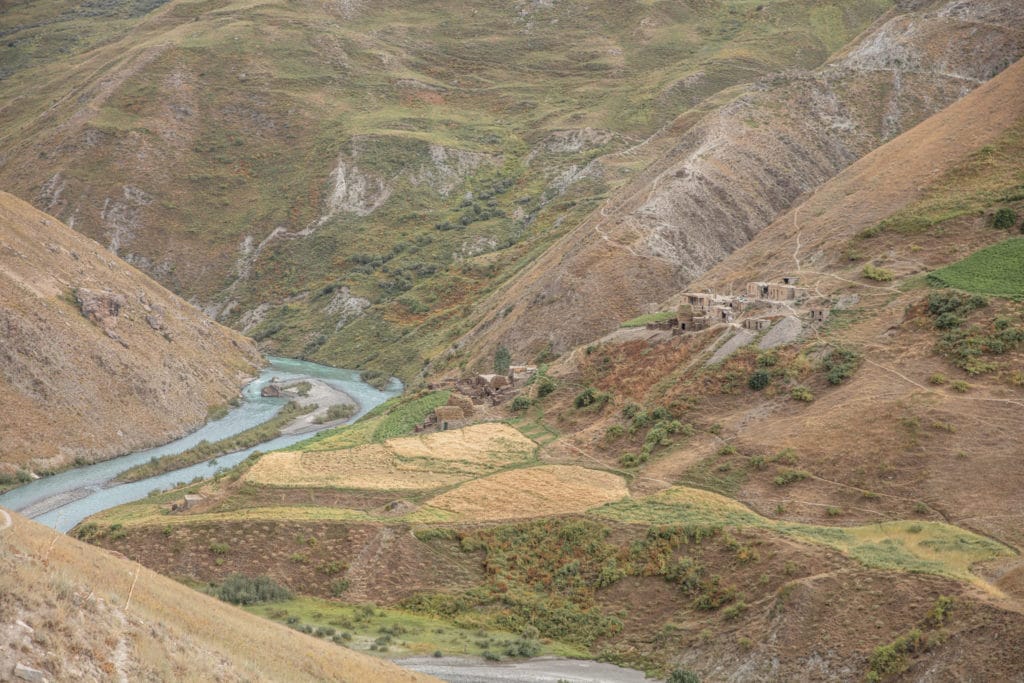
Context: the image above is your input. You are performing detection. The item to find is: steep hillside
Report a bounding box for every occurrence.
[71,50,1024,680]
[0,192,261,482]
[0,509,434,682]
[0,0,896,379]
[452,0,1024,370]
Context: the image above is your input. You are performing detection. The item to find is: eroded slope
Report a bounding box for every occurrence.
[0,192,260,478]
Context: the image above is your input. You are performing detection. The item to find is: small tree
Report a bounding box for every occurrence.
[748,370,771,391]
[494,345,511,374]
[992,207,1017,230]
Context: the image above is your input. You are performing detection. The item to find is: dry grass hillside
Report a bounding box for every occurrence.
[453,0,1024,369]
[0,192,261,480]
[0,509,435,682]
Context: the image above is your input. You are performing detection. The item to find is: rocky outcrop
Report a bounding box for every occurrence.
[75,288,125,330]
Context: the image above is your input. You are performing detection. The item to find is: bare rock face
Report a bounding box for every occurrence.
[75,288,126,330]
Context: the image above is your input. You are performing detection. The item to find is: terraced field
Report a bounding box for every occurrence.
[246,423,537,489]
[426,465,628,521]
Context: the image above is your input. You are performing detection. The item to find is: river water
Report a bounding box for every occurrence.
[0,357,402,532]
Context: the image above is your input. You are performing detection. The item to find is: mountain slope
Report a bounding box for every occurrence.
[451,0,1024,370]
[0,0,896,379]
[0,509,434,682]
[63,58,1024,676]
[0,192,261,480]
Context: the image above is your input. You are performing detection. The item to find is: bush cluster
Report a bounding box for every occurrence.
[214,574,293,605]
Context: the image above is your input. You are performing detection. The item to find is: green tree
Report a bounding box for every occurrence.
[494,345,511,374]
[992,207,1017,230]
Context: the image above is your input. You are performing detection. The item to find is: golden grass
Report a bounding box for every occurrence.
[2,511,436,682]
[425,465,629,521]
[245,423,535,490]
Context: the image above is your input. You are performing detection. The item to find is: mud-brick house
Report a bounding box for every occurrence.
[766,283,806,301]
[682,293,714,313]
[746,282,770,299]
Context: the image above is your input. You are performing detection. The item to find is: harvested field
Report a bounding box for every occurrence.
[425,465,629,521]
[245,424,535,490]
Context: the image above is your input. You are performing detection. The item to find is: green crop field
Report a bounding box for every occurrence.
[928,238,1024,299]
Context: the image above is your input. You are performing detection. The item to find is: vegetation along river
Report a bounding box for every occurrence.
[0,357,402,532]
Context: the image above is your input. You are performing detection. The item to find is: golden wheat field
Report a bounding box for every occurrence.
[245,424,535,490]
[424,465,629,521]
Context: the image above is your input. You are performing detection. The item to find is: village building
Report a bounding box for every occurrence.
[712,305,735,323]
[678,316,710,332]
[475,373,509,390]
[508,365,537,384]
[742,317,771,331]
[746,282,771,299]
[766,283,806,301]
[682,293,714,313]
[809,307,831,322]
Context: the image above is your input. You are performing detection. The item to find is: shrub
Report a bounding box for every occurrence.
[504,638,541,657]
[770,448,794,464]
[314,403,357,424]
[790,386,814,402]
[927,291,987,318]
[826,506,842,517]
[773,469,810,486]
[928,596,954,627]
[950,380,970,393]
[722,600,747,620]
[318,560,346,576]
[992,207,1017,230]
[329,579,350,596]
[360,370,390,390]
[619,452,646,468]
[510,395,533,411]
[863,264,894,282]
[868,628,923,677]
[748,371,771,391]
[668,669,701,683]
[209,542,230,555]
[535,375,556,398]
[822,347,861,385]
[928,373,947,385]
[574,386,610,408]
[215,574,292,605]
[604,424,625,440]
